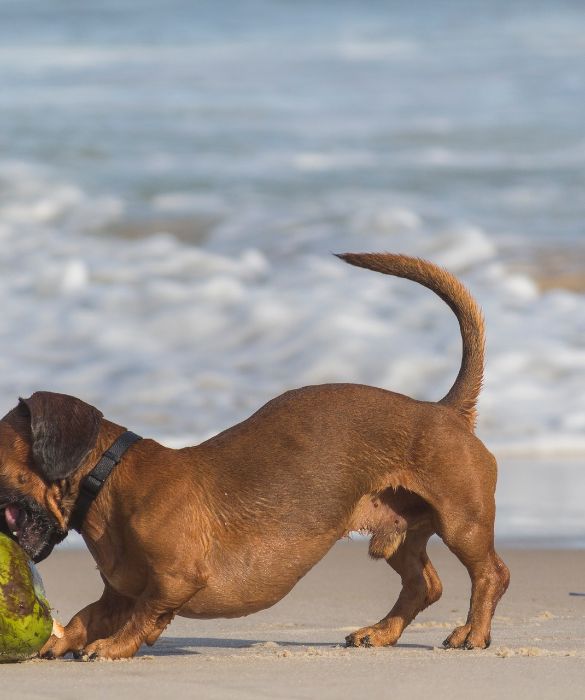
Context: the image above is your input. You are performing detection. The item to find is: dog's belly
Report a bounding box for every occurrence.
[176,492,433,620]
[178,582,293,619]
[177,531,340,619]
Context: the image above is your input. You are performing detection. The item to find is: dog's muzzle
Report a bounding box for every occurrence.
[0,496,67,563]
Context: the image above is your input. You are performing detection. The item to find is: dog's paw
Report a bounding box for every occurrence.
[345,631,372,648]
[442,624,490,650]
[78,639,116,661]
[345,623,400,648]
[73,649,99,662]
[80,636,140,660]
[39,633,76,660]
[442,624,470,649]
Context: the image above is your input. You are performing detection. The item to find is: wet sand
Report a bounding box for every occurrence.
[507,245,585,292]
[3,541,585,699]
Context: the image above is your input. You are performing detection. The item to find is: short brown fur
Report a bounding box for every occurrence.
[0,253,509,660]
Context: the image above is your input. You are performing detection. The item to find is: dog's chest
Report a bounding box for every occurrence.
[85,535,147,598]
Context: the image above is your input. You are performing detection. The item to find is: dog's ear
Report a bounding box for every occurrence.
[19,392,103,481]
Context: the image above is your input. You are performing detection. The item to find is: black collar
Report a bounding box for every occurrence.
[70,430,142,533]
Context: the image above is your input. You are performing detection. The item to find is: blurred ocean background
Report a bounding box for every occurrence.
[0,0,584,543]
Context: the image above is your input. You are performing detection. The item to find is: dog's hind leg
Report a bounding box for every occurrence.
[345,525,442,648]
[425,462,510,650]
[439,512,510,649]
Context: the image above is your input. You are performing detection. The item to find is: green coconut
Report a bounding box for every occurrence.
[0,532,53,662]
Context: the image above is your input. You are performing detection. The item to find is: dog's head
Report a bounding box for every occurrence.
[0,391,103,562]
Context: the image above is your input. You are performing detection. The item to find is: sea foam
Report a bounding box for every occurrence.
[0,160,583,464]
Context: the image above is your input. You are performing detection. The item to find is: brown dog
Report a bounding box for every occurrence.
[0,253,509,660]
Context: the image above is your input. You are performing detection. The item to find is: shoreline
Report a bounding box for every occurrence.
[506,245,585,293]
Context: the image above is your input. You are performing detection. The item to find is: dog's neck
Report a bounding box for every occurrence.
[62,421,130,530]
[69,429,143,533]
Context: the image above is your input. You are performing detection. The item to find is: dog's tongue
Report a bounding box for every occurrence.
[5,504,21,534]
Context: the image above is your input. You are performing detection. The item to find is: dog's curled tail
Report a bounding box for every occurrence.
[337,252,485,431]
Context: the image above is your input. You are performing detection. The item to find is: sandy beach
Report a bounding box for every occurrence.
[0,540,582,699]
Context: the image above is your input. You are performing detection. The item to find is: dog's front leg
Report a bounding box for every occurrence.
[40,584,134,659]
[79,599,176,660]
[78,575,202,660]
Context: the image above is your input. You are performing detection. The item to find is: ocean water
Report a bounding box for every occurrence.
[0,0,584,542]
